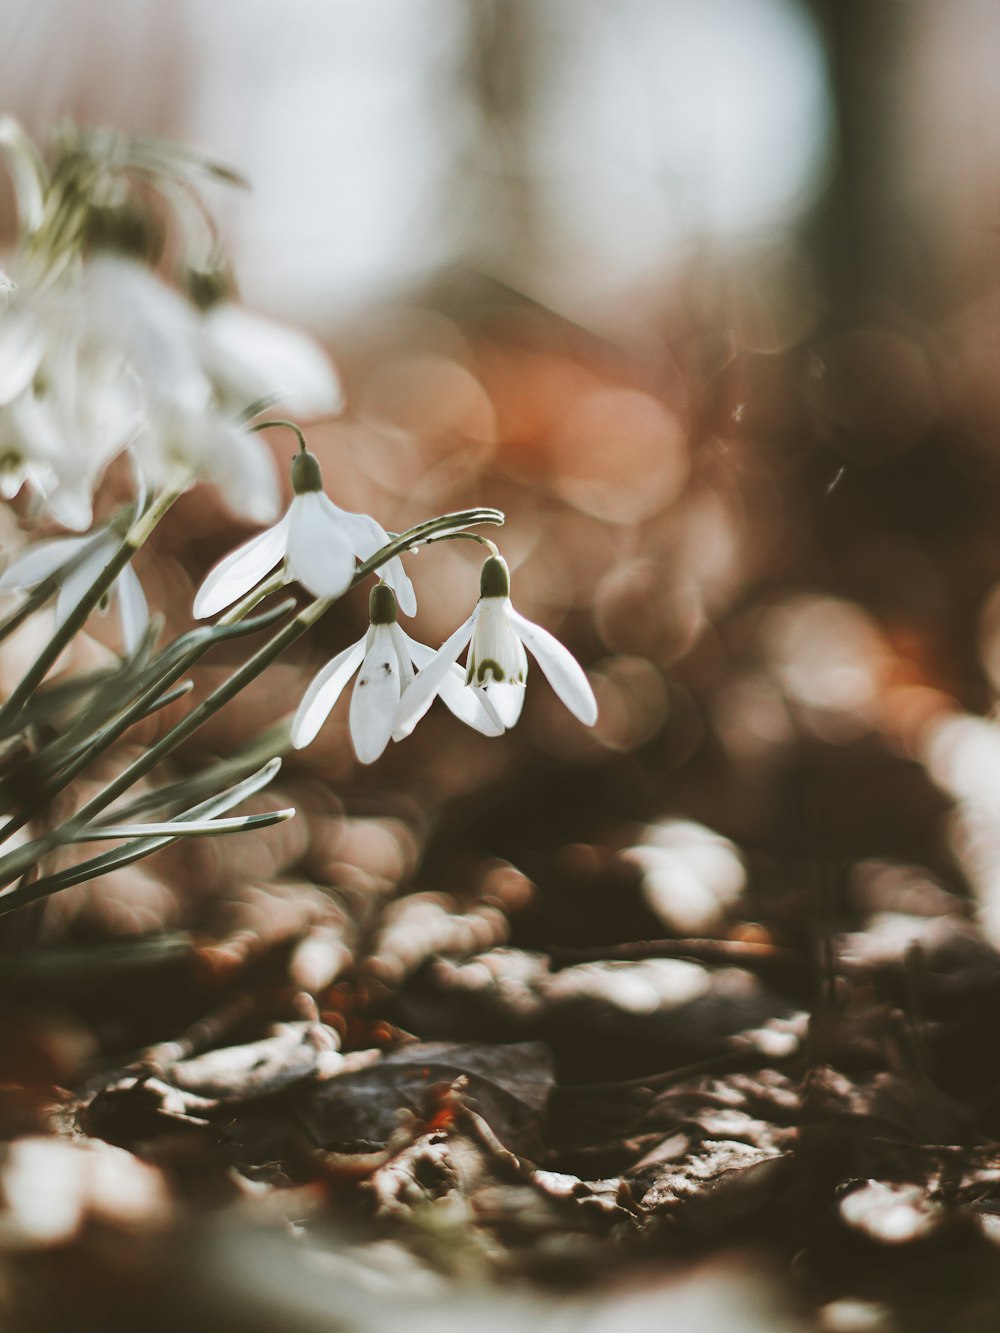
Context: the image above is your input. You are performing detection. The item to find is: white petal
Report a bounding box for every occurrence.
[0,310,44,405]
[467,597,527,688]
[291,637,366,748]
[389,623,416,695]
[394,608,477,736]
[129,447,150,513]
[193,515,290,619]
[7,387,65,466]
[376,554,417,618]
[0,461,28,500]
[43,478,97,533]
[0,116,47,233]
[87,256,207,409]
[0,533,95,591]
[286,492,357,600]
[508,607,598,726]
[115,564,149,655]
[396,630,503,738]
[321,496,416,616]
[54,540,113,629]
[349,625,402,764]
[320,499,386,561]
[203,305,344,418]
[439,665,506,736]
[477,680,525,728]
[201,419,281,524]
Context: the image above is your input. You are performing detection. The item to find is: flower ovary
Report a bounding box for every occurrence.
[369,582,398,625]
[291,450,323,495]
[479,555,510,599]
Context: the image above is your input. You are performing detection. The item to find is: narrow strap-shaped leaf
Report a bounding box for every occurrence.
[46,680,195,776]
[136,595,296,686]
[72,808,294,841]
[34,614,166,752]
[133,678,194,720]
[7,808,293,904]
[0,758,286,914]
[0,932,194,982]
[182,755,283,814]
[10,598,295,814]
[91,722,289,826]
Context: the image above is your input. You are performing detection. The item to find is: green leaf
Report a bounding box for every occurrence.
[0,757,287,913]
[93,721,290,826]
[72,808,294,841]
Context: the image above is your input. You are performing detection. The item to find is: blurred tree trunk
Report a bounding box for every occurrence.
[459,0,540,282]
[805,0,921,319]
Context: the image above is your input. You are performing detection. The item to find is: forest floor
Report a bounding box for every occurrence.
[4,772,1000,1333]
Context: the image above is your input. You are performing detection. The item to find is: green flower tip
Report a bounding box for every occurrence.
[84,199,163,263]
[480,555,510,599]
[186,263,232,310]
[369,582,398,625]
[291,450,323,494]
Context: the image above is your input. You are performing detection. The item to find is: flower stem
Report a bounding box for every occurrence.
[250,419,308,454]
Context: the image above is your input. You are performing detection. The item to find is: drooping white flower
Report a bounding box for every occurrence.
[193,449,415,619]
[0,301,47,409]
[2,336,143,531]
[84,253,210,411]
[396,555,598,735]
[0,263,145,528]
[133,399,281,527]
[291,583,502,763]
[200,302,343,420]
[83,255,284,523]
[88,255,343,422]
[0,525,148,654]
[0,128,341,534]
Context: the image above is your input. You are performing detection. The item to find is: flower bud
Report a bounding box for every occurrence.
[186,263,233,310]
[480,555,510,599]
[84,199,163,263]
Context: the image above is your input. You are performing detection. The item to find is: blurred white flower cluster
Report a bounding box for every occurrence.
[0,118,341,532]
[0,114,597,923]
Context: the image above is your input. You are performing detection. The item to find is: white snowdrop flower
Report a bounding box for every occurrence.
[84,256,283,523]
[133,400,280,526]
[2,337,143,531]
[84,253,209,411]
[0,266,144,528]
[0,525,148,654]
[396,555,598,735]
[193,449,415,619]
[88,256,343,421]
[0,302,47,409]
[200,301,343,420]
[291,583,502,763]
[0,394,59,509]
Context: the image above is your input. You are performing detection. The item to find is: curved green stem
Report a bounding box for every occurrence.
[250,419,308,454]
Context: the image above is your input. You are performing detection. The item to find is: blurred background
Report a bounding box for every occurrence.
[1,0,999,948]
[0,0,997,978]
